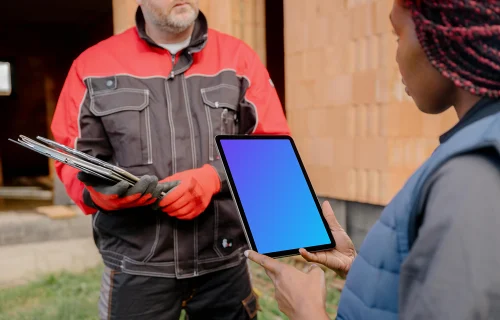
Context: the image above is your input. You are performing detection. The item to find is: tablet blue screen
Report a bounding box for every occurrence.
[219,138,331,254]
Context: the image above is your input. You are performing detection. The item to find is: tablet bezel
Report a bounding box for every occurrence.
[215,134,336,258]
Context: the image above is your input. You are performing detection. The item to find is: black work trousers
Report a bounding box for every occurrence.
[98,260,259,320]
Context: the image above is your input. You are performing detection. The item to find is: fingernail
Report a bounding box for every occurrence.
[244,250,249,257]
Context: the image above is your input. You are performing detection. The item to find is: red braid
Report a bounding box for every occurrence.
[404,0,500,97]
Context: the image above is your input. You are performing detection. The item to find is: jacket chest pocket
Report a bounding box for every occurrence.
[201,84,240,160]
[88,78,153,168]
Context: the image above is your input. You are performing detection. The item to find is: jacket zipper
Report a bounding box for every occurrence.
[206,104,214,161]
[166,53,177,173]
[145,106,153,164]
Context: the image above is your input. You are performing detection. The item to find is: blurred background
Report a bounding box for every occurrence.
[0,0,459,319]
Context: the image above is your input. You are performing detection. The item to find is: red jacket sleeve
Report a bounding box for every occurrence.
[241,50,291,135]
[50,60,97,215]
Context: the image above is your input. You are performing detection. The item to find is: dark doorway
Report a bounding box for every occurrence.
[0,0,113,207]
[265,0,285,115]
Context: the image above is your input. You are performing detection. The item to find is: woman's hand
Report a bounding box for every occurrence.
[245,250,330,320]
[299,201,357,278]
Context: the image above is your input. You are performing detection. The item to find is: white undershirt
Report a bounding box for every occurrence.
[159,36,191,55]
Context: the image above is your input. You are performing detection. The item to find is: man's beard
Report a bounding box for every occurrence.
[143,2,199,34]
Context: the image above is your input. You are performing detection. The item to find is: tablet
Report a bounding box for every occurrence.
[215,135,336,258]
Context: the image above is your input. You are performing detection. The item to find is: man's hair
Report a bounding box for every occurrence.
[405,0,500,98]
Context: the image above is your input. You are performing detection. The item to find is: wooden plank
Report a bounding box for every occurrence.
[35,205,77,219]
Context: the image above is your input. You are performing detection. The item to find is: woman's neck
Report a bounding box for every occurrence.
[453,90,482,119]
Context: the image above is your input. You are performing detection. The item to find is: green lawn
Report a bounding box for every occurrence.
[0,258,341,320]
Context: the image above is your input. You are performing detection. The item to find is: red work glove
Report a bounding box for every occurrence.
[157,164,221,220]
[78,172,178,212]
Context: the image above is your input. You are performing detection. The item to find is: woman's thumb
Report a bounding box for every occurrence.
[321,201,343,231]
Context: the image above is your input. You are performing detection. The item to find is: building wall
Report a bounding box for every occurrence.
[283,0,458,206]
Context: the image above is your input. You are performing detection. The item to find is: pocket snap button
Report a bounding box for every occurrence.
[106,80,113,87]
[215,101,219,108]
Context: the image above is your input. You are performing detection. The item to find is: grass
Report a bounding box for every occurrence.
[0,258,341,319]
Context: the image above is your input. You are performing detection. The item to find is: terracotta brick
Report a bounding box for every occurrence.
[379,33,398,69]
[326,107,354,137]
[351,7,366,40]
[367,35,379,70]
[331,10,352,45]
[356,169,369,203]
[373,0,394,35]
[288,109,309,138]
[332,137,355,168]
[355,104,368,137]
[356,38,368,71]
[367,169,381,204]
[306,137,334,167]
[327,74,353,107]
[421,113,444,138]
[353,70,377,105]
[347,168,357,200]
[387,138,404,168]
[307,108,331,137]
[347,40,357,73]
[354,137,389,170]
[329,169,351,200]
[347,106,356,137]
[399,102,423,137]
[303,50,324,81]
[367,104,380,137]
[294,80,316,109]
[310,17,330,49]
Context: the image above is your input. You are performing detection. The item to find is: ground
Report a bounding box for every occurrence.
[0,258,341,320]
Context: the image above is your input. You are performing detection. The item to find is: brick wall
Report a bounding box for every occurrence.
[112,0,266,63]
[284,0,458,205]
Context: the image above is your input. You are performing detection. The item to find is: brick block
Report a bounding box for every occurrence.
[307,108,330,137]
[307,165,334,196]
[356,169,369,203]
[288,109,310,139]
[421,113,444,138]
[328,74,353,107]
[328,169,351,201]
[399,102,423,137]
[306,137,334,167]
[331,137,355,169]
[325,107,354,137]
[367,169,381,204]
[347,168,357,200]
[379,33,398,69]
[353,70,377,105]
[373,0,394,35]
[351,8,366,40]
[367,35,379,70]
[355,104,368,137]
[354,137,389,170]
[303,50,324,81]
[347,40,357,74]
[356,38,368,71]
[367,104,380,137]
[294,80,316,109]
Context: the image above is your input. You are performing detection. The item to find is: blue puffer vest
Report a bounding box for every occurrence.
[336,101,500,320]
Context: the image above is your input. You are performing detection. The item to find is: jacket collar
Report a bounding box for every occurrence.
[440,97,500,144]
[135,6,208,53]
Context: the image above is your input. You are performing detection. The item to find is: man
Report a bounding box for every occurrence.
[246,0,500,319]
[51,0,290,319]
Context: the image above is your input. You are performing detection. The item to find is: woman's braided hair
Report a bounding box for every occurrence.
[404,0,500,98]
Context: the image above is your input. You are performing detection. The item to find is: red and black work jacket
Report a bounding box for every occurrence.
[50,7,290,278]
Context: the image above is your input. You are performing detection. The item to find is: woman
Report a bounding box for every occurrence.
[246,1,500,319]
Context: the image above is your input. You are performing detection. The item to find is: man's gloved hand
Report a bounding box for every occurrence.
[156,164,221,220]
[78,172,179,212]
